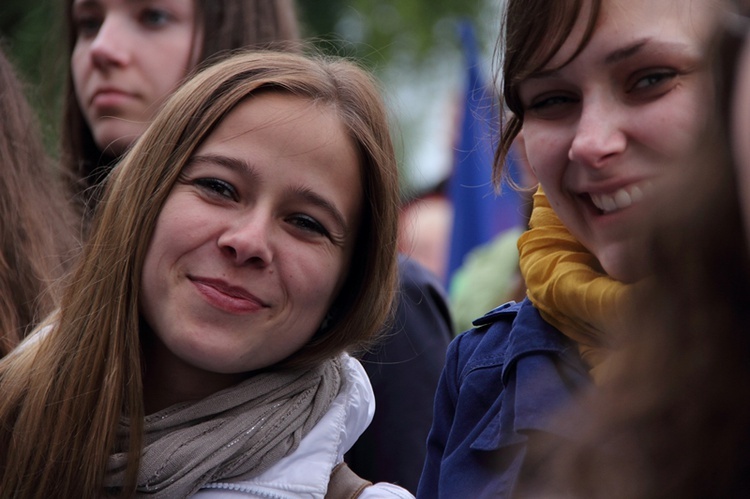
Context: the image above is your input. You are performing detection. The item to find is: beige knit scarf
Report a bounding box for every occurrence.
[105,355,343,497]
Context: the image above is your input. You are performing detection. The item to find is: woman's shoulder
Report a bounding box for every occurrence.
[8,321,55,356]
[427,301,592,497]
[443,298,589,408]
[448,299,571,373]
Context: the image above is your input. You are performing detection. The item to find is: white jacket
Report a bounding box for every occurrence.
[192,355,415,499]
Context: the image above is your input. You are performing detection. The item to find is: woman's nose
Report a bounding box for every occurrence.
[217,212,274,266]
[568,97,627,168]
[89,17,132,69]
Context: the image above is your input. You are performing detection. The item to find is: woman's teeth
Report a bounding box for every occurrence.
[590,184,645,214]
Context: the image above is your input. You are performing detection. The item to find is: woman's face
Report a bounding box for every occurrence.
[517,0,716,282]
[733,24,750,243]
[140,93,362,387]
[71,0,202,155]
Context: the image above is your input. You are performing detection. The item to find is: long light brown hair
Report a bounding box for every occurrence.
[0,50,399,498]
[0,47,79,357]
[60,0,301,218]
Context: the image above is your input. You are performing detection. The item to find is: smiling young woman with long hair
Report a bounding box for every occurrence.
[0,50,412,499]
[60,1,452,493]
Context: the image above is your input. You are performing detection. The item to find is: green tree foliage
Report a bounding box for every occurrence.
[297,0,487,70]
[0,0,66,149]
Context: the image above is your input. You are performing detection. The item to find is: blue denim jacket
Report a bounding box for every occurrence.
[417,299,591,498]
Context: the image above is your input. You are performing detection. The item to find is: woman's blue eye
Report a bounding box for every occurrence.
[141,9,171,27]
[529,95,575,110]
[632,71,676,91]
[194,178,236,200]
[290,215,329,237]
[74,16,102,38]
[524,93,578,120]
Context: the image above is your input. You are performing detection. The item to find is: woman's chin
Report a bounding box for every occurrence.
[598,247,650,284]
[92,124,141,157]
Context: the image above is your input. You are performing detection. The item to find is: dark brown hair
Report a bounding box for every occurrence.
[493,0,600,186]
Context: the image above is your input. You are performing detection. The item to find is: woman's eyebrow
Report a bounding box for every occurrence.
[289,185,350,234]
[186,153,262,183]
[72,0,98,10]
[527,38,694,81]
[603,39,649,65]
[604,38,699,65]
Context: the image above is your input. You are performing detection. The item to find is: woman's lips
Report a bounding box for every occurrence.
[190,277,267,314]
[90,88,135,108]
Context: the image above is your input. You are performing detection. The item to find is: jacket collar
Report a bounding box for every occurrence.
[471,299,591,452]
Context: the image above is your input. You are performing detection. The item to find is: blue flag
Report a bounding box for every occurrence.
[446,21,525,284]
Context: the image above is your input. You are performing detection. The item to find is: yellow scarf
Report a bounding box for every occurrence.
[518,187,641,383]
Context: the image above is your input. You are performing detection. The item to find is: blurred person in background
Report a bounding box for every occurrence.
[62,0,299,218]
[0,45,79,358]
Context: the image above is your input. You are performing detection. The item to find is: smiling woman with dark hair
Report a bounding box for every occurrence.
[511,2,750,495]
[418,0,728,496]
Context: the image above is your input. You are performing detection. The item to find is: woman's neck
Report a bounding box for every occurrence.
[141,333,248,414]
